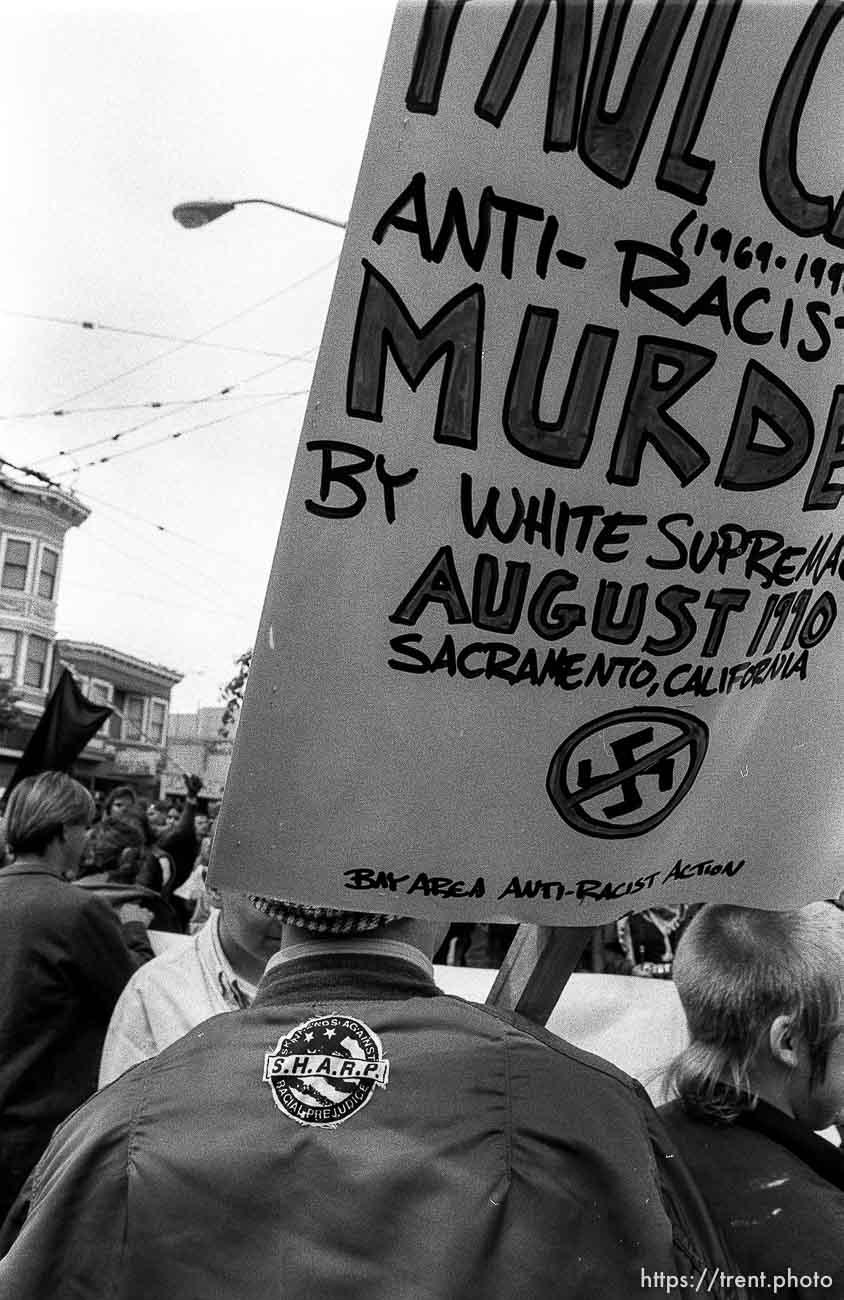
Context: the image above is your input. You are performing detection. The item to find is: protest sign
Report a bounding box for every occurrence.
[211,0,844,923]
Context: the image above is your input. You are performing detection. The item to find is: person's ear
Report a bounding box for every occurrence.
[769,1014,802,1069]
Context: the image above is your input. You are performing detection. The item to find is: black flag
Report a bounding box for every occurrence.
[3,669,112,804]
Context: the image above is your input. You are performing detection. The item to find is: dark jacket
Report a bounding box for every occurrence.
[0,947,743,1298]
[660,1098,844,1294]
[0,863,144,1222]
[157,801,198,891]
[74,875,182,934]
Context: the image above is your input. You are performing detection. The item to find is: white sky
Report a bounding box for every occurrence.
[0,0,397,713]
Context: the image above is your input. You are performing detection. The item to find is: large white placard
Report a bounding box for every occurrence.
[211,0,844,923]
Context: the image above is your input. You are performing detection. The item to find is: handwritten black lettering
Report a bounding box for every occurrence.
[305,441,418,523]
[373,174,567,279]
[504,312,616,465]
[343,869,411,891]
[662,857,744,882]
[608,335,715,488]
[347,259,484,450]
[760,0,844,248]
[804,387,844,510]
[574,872,660,903]
[716,361,814,491]
[407,0,842,246]
[617,238,840,359]
[407,872,485,898]
[497,876,567,902]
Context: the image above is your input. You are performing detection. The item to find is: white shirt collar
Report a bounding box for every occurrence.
[200,909,258,1009]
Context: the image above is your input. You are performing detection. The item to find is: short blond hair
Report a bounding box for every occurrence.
[666,902,844,1120]
[5,771,94,856]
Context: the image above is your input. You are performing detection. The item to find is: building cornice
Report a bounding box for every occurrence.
[0,477,89,530]
[56,639,183,687]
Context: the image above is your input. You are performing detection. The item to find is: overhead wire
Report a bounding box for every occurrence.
[61,579,258,625]
[0,387,314,422]
[77,490,269,595]
[51,391,305,476]
[0,455,63,491]
[3,255,335,672]
[33,360,313,468]
[0,384,299,592]
[72,490,275,577]
[70,523,259,620]
[0,307,301,360]
[37,253,339,411]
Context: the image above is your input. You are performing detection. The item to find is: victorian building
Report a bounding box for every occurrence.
[55,640,182,802]
[0,475,89,789]
[0,472,182,797]
[160,706,234,809]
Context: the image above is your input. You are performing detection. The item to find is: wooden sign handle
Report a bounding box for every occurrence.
[485,924,594,1025]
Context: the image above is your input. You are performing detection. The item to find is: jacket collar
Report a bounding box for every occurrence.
[0,860,63,880]
[738,1098,844,1191]
[254,945,441,1008]
[265,936,433,981]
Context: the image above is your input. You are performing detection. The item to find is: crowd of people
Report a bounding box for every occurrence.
[0,769,840,1297]
[435,905,696,978]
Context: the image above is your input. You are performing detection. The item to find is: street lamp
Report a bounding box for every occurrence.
[172,198,346,231]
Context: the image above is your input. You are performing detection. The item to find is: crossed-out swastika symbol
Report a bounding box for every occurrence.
[577,727,677,819]
[546,707,709,839]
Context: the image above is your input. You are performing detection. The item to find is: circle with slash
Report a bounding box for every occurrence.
[546,707,709,838]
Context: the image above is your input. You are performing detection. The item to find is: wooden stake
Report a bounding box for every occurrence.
[485,924,594,1024]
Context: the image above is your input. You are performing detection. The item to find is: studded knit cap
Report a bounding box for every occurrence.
[249,897,398,935]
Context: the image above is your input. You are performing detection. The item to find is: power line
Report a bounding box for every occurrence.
[74,496,269,596]
[0,455,63,491]
[0,307,300,360]
[0,384,315,423]
[33,368,311,467]
[73,490,273,576]
[52,393,296,475]
[39,254,338,410]
[67,525,259,619]
[61,580,258,624]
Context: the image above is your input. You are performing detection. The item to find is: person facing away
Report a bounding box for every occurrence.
[0,772,149,1224]
[659,903,844,1294]
[74,816,181,937]
[0,897,745,1299]
[98,890,283,1085]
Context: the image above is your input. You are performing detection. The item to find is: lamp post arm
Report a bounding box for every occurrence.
[232,199,346,229]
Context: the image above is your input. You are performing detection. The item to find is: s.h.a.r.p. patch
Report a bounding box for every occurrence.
[263,1014,389,1127]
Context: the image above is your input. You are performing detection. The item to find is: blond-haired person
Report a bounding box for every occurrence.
[0,772,147,1223]
[660,903,844,1293]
